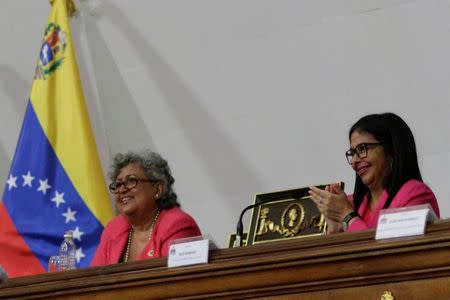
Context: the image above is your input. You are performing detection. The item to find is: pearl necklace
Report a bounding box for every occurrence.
[123,208,161,263]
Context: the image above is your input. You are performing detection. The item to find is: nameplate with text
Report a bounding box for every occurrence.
[167,239,209,268]
[375,204,437,240]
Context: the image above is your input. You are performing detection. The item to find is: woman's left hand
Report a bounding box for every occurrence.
[309,183,354,222]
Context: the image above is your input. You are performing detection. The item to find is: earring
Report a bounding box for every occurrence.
[155,194,159,199]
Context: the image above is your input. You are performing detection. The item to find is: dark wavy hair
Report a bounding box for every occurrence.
[349,113,423,211]
[109,150,180,209]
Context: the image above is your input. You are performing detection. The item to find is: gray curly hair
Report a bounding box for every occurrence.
[109,150,180,209]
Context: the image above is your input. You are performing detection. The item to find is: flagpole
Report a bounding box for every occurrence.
[49,0,77,17]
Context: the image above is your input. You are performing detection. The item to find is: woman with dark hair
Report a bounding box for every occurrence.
[309,113,440,233]
[91,150,201,265]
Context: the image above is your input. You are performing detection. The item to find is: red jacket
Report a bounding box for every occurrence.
[348,179,440,232]
[91,206,201,266]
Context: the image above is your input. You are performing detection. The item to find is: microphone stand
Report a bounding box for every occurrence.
[236,203,260,247]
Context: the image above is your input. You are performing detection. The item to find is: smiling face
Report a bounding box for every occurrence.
[114,163,160,219]
[350,130,391,193]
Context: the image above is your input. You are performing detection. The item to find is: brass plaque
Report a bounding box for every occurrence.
[245,183,343,246]
[228,232,248,248]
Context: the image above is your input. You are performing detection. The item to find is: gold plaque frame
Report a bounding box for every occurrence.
[245,183,343,246]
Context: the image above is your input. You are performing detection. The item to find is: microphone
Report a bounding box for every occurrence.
[236,195,285,247]
[0,265,8,283]
[236,203,259,247]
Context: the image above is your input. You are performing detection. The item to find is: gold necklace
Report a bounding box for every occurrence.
[123,208,161,263]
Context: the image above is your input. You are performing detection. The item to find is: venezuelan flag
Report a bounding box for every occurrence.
[0,0,114,277]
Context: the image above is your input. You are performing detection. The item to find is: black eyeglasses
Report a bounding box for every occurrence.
[109,175,157,193]
[345,142,382,164]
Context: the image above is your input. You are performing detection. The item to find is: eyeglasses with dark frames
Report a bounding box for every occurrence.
[345,142,382,164]
[109,175,157,193]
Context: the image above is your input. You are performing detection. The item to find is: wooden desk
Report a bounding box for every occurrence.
[2,221,450,299]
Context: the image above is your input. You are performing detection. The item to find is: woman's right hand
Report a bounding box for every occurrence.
[325,217,342,234]
[324,185,344,234]
[310,183,353,223]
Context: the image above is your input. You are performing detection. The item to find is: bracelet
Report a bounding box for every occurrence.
[342,211,360,230]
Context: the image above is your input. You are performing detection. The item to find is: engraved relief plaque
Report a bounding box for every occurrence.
[245,183,343,246]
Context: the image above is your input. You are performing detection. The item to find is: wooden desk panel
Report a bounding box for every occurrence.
[2,220,450,299]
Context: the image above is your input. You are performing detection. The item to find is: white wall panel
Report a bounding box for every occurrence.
[1,0,449,247]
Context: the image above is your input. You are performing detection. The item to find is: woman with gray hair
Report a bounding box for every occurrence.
[91,150,201,265]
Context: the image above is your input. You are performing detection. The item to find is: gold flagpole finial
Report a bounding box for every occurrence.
[49,0,77,17]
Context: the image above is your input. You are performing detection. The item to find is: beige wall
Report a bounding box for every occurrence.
[1,0,450,247]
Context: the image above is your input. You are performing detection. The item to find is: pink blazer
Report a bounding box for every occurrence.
[91,206,201,266]
[348,179,440,232]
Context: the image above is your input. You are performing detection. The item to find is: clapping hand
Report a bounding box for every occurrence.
[309,183,354,225]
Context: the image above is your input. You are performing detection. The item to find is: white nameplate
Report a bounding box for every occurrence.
[167,239,209,268]
[375,204,437,240]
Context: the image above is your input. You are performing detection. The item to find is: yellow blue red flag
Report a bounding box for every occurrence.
[0,0,114,277]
